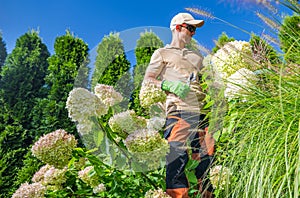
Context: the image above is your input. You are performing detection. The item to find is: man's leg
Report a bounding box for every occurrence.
[191,126,215,197]
[164,114,192,198]
[195,155,214,198]
[166,143,190,198]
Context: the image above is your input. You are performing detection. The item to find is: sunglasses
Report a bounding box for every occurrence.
[180,23,196,33]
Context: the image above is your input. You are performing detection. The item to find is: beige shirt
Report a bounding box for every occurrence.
[145,45,206,114]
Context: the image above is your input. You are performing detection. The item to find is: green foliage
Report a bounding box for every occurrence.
[91,32,131,89]
[249,33,281,66]
[129,86,149,117]
[278,14,300,65]
[15,150,44,187]
[212,32,235,54]
[0,124,28,197]
[0,94,12,131]
[0,31,50,198]
[0,32,7,69]
[129,31,163,116]
[279,0,300,14]
[38,147,166,198]
[215,68,300,197]
[97,54,130,86]
[0,30,50,126]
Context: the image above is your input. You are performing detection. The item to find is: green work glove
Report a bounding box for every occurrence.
[161,80,190,99]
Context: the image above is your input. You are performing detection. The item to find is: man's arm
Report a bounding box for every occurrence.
[143,49,190,99]
[143,71,163,88]
[144,71,190,99]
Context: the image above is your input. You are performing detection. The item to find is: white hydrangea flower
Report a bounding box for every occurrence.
[108,110,147,138]
[43,166,67,186]
[32,164,52,183]
[45,184,63,191]
[124,129,170,170]
[211,40,252,78]
[66,87,108,123]
[31,129,77,168]
[145,188,171,198]
[78,166,100,188]
[225,68,258,101]
[32,164,67,189]
[12,182,46,198]
[209,165,231,190]
[139,81,166,108]
[93,183,106,194]
[94,84,123,107]
[76,119,94,135]
[147,116,166,131]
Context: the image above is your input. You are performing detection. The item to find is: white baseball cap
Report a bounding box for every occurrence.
[170,13,204,30]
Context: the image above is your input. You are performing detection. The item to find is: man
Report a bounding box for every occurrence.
[143,13,215,198]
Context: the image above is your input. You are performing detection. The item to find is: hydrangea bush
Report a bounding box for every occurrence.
[12,182,46,198]
[21,81,169,196]
[66,87,108,123]
[94,84,123,107]
[224,68,258,101]
[32,164,67,188]
[78,166,100,188]
[146,116,166,131]
[204,41,259,102]
[92,183,106,194]
[42,167,67,189]
[124,129,170,170]
[31,129,77,168]
[139,81,167,108]
[65,83,169,172]
[108,110,147,138]
[31,164,52,183]
[211,40,252,78]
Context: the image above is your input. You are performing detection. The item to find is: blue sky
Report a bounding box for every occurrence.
[0,0,290,63]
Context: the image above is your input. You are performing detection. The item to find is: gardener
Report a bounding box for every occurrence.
[143,12,215,198]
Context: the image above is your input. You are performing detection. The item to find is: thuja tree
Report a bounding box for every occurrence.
[0,30,50,198]
[129,31,163,116]
[278,14,300,65]
[91,32,131,89]
[16,31,89,196]
[0,30,50,127]
[31,30,89,139]
[74,58,90,88]
[0,124,28,198]
[0,32,7,69]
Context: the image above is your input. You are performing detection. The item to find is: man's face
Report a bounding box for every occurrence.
[181,23,196,35]
[178,23,196,44]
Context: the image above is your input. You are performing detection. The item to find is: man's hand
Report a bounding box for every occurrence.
[161,80,190,99]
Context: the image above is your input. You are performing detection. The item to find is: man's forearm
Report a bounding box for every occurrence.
[143,72,163,89]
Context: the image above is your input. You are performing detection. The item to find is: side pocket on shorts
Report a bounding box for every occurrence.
[164,117,178,139]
